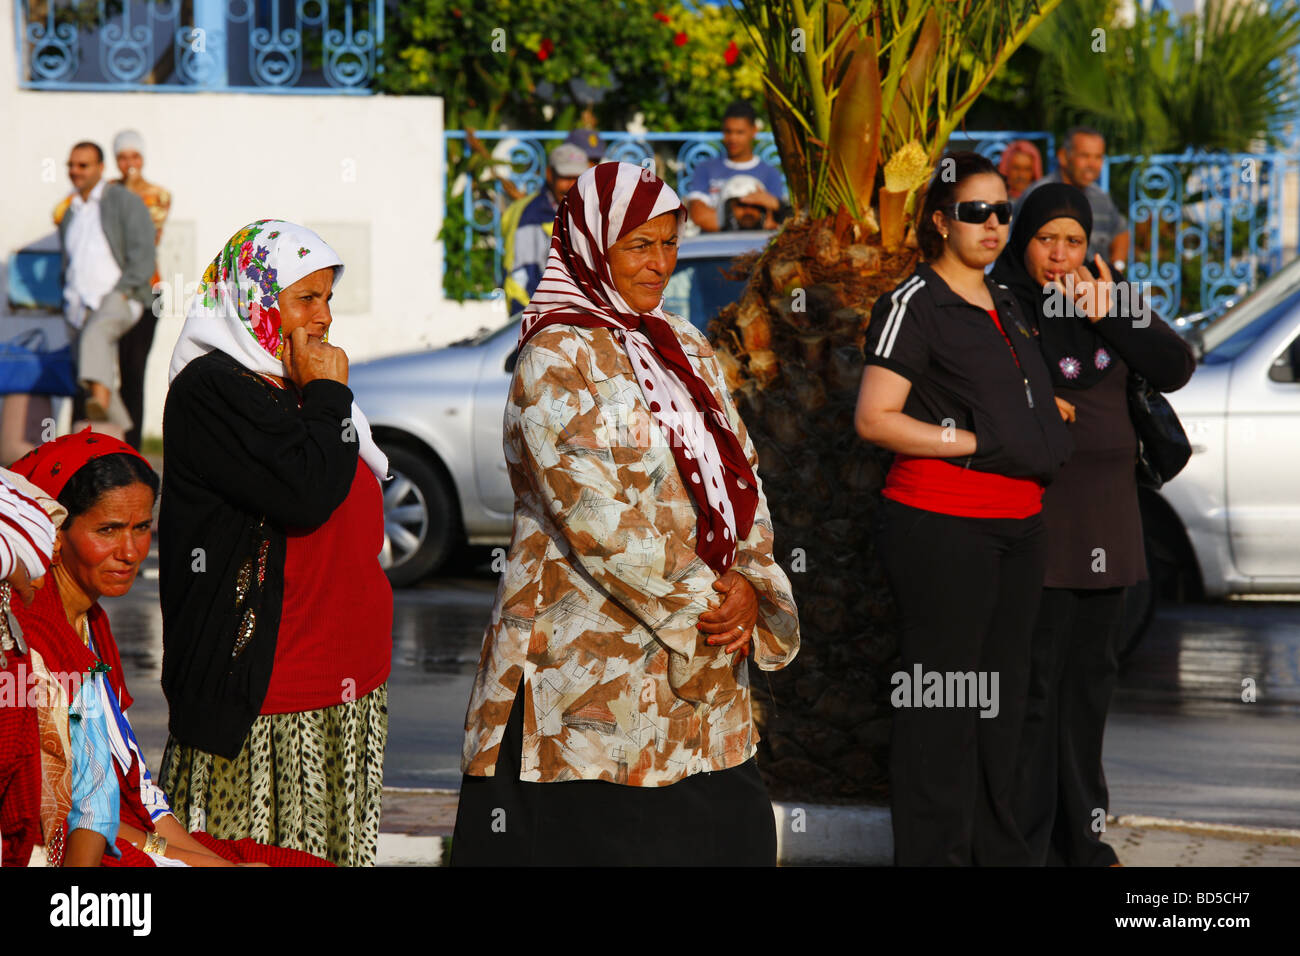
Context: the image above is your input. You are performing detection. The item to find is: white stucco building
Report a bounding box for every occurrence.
[1,2,502,447]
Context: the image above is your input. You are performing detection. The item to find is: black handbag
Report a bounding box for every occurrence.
[1127,372,1191,489]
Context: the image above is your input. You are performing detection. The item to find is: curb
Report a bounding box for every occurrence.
[1112,814,1300,845]
[770,805,1300,866]
[377,789,1300,866]
[773,801,893,866]
[375,789,901,867]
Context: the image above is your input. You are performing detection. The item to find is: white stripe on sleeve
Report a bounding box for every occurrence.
[880,277,926,360]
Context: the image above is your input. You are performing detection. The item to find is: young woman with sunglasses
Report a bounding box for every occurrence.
[856,151,1074,865]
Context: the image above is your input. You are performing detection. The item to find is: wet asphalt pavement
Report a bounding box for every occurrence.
[107,547,1299,830]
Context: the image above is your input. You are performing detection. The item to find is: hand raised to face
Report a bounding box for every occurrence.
[1072,254,1114,323]
[281,325,348,388]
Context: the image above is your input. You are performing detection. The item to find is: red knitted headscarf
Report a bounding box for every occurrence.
[8,428,151,500]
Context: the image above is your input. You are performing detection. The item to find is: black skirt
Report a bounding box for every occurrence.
[451,690,777,866]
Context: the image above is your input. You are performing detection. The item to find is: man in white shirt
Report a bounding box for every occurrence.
[685,100,787,233]
[58,142,155,429]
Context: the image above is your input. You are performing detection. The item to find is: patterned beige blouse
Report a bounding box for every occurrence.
[461,315,800,786]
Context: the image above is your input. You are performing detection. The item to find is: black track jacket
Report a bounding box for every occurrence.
[863,262,1074,485]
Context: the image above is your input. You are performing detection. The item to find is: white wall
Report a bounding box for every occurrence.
[0,11,506,441]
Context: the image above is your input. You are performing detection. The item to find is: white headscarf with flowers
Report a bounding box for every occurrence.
[169,219,388,480]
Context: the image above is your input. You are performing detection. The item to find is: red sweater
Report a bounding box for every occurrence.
[261,460,393,714]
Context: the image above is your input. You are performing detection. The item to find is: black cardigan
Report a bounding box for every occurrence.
[159,351,360,758]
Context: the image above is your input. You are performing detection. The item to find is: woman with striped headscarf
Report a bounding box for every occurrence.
[452,162,800,866]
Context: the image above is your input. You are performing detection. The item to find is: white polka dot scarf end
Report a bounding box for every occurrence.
[518,162,759,574]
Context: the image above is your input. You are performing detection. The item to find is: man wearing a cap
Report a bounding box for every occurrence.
[110,129,171,451]
[563,129,605,167]
[502,143,587,314]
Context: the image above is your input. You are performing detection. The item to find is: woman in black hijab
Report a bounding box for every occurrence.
[991,183,1194,866]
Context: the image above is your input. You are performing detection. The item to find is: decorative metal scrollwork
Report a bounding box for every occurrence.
[17,1,382,92]
[1118,150,1281,321]
[25,5,79,82]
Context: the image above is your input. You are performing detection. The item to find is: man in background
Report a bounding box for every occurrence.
[502,143,587,315]
[1015,126,1130,270]
[686,100,786,233]
[56,141,155,433]
[717,175,775,231]
[563,128,605,168]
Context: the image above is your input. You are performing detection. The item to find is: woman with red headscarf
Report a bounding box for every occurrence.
[452,162,800,866]
[998,140,1044,200]
[7,429,330,866]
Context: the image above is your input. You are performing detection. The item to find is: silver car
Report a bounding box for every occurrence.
[1123,255,1300,651]
[350,231,769,586]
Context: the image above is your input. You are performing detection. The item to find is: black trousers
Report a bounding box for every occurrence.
[451,688,778,867]
[118,306,158,450]
[879,499,1046,866]
[1016,586,1125,866]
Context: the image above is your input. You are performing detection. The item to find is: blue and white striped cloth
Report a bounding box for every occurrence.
[67,676,121,857]
[87,626,172,823]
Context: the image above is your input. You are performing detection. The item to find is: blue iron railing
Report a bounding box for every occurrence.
[443,129,1054,300]
[15,0,383,92]
[1102,151,1285,321]
[444,130,1293,320]
[949,130,1057,167]
[444,130,784,296]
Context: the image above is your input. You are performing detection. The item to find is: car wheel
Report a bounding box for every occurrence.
[377,444,459,587]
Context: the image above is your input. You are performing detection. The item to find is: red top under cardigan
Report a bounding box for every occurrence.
[260,458,393,714]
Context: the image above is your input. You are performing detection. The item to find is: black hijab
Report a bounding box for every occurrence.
[991,183,1116,390]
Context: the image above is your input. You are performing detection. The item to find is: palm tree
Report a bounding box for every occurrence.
[717,0,1062,801]
[1026,0,1300,156]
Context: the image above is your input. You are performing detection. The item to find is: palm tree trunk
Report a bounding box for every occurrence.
[713,220,918,800]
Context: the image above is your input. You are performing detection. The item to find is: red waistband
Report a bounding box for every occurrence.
[883,455,1044,518]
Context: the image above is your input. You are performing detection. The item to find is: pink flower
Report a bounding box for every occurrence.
[249,301,282,355]
[238,241,253,270]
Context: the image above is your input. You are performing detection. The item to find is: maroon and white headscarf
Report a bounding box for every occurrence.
[519,162,758,574]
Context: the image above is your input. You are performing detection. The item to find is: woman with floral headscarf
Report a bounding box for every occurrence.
[452,162,800,866]
[155,221,393,867]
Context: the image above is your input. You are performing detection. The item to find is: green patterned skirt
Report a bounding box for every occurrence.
[160,683,388,867]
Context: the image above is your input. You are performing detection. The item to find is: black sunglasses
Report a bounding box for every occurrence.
[944,200,1013,225]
